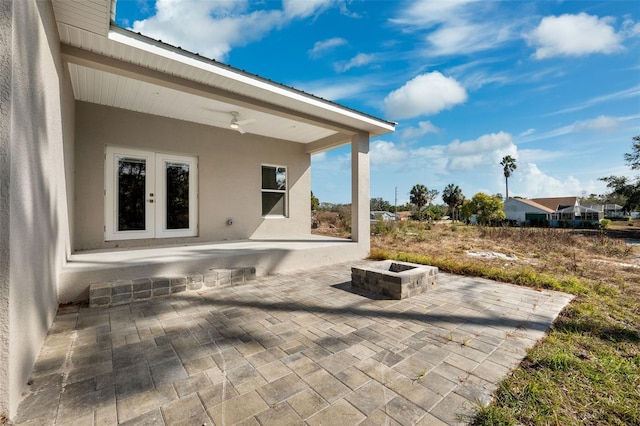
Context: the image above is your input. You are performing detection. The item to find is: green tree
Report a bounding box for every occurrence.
[624,135,640,168]
[426,204,447,221]
[409,184,428,220]
[460,193,505,225]
[370,197,392,211]
[601,135,640,211]
[442,184,465,221]
[409,184,438,220]
[310,191,320,211]
[500,155,517,199]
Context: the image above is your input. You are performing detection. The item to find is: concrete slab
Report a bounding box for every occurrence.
[14,261,573,425]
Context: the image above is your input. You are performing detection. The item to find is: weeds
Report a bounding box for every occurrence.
[414,368,428,382]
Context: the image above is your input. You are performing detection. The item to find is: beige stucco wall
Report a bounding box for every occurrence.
[74,102,311,251]
[0,0,75,419]
[0,2,10,418]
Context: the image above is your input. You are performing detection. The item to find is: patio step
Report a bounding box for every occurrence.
[88,267,256,308]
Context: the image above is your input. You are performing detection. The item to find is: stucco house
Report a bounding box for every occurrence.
[0,0,395,418]
[504,197,603,227]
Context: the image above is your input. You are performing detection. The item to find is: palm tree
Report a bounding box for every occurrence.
[442,184,464,221]
[410,184,429,220]
[500,155,517,199]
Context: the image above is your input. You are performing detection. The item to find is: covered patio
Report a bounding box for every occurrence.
[15,261,573,425]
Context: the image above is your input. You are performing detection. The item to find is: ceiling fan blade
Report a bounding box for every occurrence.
[236,118,256,126]
[236,126,246,134]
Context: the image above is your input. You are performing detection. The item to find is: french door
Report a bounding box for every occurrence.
[105,147,198,240]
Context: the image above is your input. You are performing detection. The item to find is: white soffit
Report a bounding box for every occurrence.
[68,63,337,143]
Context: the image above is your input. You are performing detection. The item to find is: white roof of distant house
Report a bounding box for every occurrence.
[557,205,600,214]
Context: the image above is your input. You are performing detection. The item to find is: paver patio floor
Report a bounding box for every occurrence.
[15,261,573,425]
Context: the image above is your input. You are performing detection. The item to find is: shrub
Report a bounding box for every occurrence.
[600,218,612,229]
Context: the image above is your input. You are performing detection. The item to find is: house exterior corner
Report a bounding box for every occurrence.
[1,0,75,418]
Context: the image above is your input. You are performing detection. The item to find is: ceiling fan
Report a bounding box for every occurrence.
[229,111,256,134]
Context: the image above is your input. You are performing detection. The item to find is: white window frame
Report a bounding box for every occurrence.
[261,164,288,218]
[105,146,198,240]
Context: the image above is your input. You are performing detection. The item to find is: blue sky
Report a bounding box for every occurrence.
[115,0,640,205]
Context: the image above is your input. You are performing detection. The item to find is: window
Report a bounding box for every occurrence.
[261,165,287,217]
[105,147,198,240]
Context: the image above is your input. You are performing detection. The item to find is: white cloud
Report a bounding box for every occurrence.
[446,131,516,170]
[295,78,373,101]
[311,151,327,162]
[391,1,515,57]
[311,150,350,172]
[334,53,376,72]
[402,121,440,139]
[518,149,566,163]
[407,145,449,176]
[370,141,409,166]
[427,23,513,57]
[130,0,335,61]
[526,13,623,59]
[384,72,467,119]
[622,18,640,37]
[362,129,603,199]
[514,163,584,198]
[549,84,640,115]
[282,0,333,19]
[518,114,631,144]
[308,37,347,58]
[572,115,621,132]
[390,0,475,29]
[368,131,519,175]
[457,69,509,91]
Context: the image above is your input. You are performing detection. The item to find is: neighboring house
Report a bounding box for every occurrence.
[370,211,399,222]
[1,0,395,418]
[504,197,603,226]
[530,197,602,224]
[583,203,625,217]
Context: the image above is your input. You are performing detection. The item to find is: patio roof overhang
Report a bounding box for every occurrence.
[52,0,395,153]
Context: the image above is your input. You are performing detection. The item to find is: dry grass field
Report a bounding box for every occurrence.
[316,218,640,425]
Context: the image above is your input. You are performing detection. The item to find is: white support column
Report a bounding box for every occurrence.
[351,132,370,252]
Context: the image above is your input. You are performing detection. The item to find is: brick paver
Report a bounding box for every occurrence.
[14,261,573,425]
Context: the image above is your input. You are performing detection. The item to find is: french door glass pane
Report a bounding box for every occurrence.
[165,162,190,229]
[118,158,146,231]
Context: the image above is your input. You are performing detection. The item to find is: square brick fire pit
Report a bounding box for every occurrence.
[351,260,438,299]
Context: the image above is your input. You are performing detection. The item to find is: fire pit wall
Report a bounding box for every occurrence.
[351,260,438,299]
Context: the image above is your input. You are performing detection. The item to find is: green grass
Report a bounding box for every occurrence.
[370,249,589,295]
[369,224,640,426]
